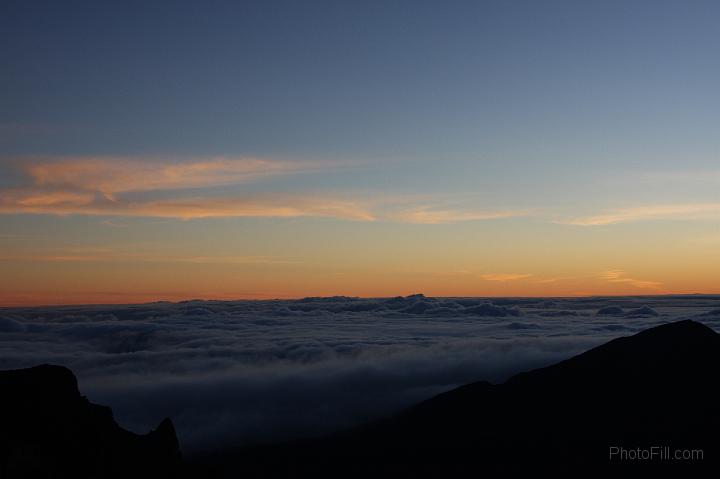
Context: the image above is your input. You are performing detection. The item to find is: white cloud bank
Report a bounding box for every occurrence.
[1,295,718,452]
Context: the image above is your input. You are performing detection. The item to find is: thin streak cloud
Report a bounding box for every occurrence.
[0,190,522,223]
[0,191,376,221]
[560,203,720,226]
[599,270,662,290]
[387,206,526,224]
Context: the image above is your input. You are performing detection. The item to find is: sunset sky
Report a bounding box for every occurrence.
[2,0,720,305]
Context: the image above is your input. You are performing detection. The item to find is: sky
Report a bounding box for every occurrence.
[2,0,720,305]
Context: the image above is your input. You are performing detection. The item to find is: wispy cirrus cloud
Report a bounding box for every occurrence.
[0,189,375,220]
[11,190,96,207]
[560,203,720,226]
[599,270,662,290]
[386,206,526,224]
[0,156,377,221]
[0,157,526,223]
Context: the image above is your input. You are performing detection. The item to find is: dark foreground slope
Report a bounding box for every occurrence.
[0,364,180,479]
[188,320,720,477]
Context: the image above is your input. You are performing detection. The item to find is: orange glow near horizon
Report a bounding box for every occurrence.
[1,157,719,307]
[2,253,719,307]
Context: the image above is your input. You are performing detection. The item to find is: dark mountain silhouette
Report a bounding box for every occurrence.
[0,364,180,479]
[187,320,720,477]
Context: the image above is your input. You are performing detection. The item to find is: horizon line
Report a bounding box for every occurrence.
[2,292,719,309]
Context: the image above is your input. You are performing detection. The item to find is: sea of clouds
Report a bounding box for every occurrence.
[1,294,720,452]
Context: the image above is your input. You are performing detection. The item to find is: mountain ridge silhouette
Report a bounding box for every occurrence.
[187,320,720,477]
[0,364,180,479]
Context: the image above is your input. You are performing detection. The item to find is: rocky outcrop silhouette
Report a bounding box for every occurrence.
[0,364,180,479]
[187,320,720,477]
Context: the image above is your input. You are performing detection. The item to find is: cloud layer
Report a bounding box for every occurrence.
[0,157,521,223]
[1,295,718,452]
